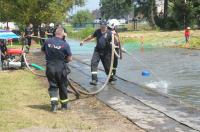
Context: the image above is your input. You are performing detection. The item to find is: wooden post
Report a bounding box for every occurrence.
[140,36,144,52]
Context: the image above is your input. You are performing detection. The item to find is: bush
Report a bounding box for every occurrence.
[126,22,152,31]
[72,10,94,28]
[190,36,200,47]
[68,27,95,40]
[164,17,179,30]
[155,16,179,30]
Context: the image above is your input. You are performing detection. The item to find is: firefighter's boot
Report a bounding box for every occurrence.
[50,101,58,113]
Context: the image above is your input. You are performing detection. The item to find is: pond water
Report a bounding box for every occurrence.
[67,38,200,109]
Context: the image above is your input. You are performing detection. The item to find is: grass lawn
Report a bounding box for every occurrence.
[0,69,143,132]
[66,25,200,48]
[119,30,200,48]
[7,41,41,49]
[0,70,48,131]
[0,70,90,132]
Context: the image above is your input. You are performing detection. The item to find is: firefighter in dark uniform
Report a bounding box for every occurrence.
[107,20,121,81]
[46,23,54,38]
[53,24,67,41]
[42,27,72,112]
[0,39,7,63]
[38,23,46,46]
[24,23,34,52]
[80,21,113,85]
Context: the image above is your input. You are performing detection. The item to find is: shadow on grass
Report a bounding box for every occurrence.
[69,95,93,102]
[27,96,92,112]
[28,104,50,112]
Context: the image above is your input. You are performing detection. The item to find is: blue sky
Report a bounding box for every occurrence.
[70,0,100,14]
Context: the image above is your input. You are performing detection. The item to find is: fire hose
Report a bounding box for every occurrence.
[22,34,200,131]
[22,34,117,96]
[22,53,80,97]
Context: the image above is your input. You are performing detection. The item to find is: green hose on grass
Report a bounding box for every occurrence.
[30,63,45,71]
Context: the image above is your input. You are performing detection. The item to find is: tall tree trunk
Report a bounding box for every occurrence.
[6,22,9,29]
[149,0,157,29]
[164,0,168,20]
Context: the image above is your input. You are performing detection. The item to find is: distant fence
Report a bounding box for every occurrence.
[73,22,128,32]
[73,23,99,29]
[72,19,149,31]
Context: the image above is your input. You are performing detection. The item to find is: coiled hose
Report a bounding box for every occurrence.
[22,34,116,96]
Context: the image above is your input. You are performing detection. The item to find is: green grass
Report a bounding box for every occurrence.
[67,27,95,40]
[65,24,200,48]
[0,71,46,131]
[0,70,94,132]
[119,30,200,48]
[190,36,200,48]
[7,42,41,49]
[64,24,95,40]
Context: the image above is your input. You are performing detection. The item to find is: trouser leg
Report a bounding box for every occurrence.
[110,54,118,81]
[113,49,119,76]
[91,50,100,81]
[27,37,32,47]
[40,38,45,46]
[46,65,59,104]
[59,83,68,105]
[101,52,117,82]
[55,63,69,109]
[25,37,31,52]
[113,57,118,75]
[58,71,69,105]
[100,52,111,75]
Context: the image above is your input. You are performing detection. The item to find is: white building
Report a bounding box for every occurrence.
[0,22,18,30]
[156,0,164,15]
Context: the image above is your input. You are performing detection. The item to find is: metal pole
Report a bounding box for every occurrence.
[0,50,2,70]
[184,0,187,28]
[114,0,116,18]
[132,0,135,30]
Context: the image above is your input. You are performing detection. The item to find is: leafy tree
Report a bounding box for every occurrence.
[135,0,157,29]
[72,10,94,27]
[74,0,85,6]
[135,0,200,29]
[0,0,85,29]
[192,0,200,26]
[168,0,200,28]
[100,0,133,19]
[0,0,15,23]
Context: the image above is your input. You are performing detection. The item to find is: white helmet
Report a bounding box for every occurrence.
[107,19,120,29]
[49,23,54,27]
[29,23,33,28]
[41,23,45,28]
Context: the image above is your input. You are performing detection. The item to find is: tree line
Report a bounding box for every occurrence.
[0,0,84,29]
[99,0,200,29]
[1,0,199,30]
